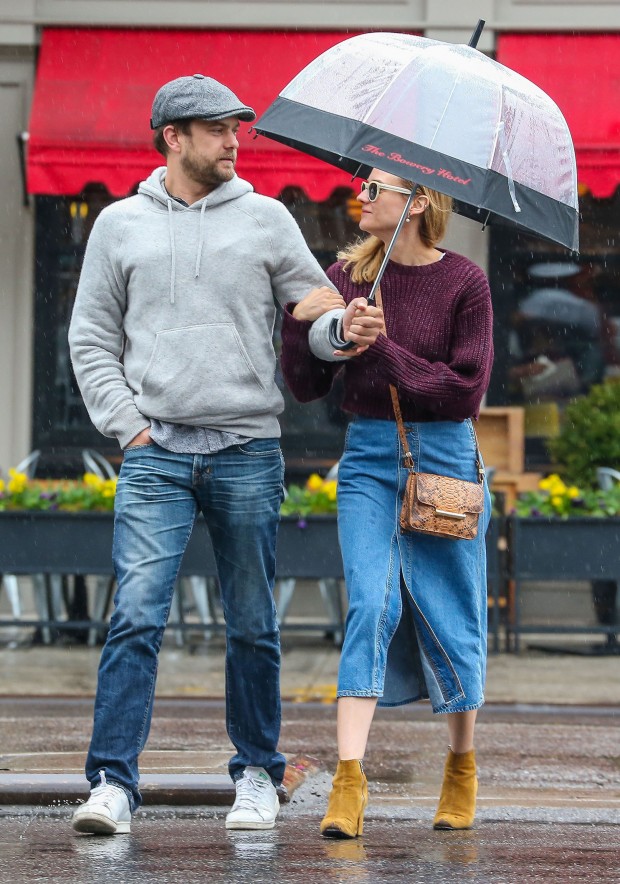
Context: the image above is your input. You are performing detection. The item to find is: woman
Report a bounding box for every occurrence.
[280,168,494,838]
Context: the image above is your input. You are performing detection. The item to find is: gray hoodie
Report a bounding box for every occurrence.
[68,167,331,448]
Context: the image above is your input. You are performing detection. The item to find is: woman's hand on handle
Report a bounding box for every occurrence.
[335,298,385,357]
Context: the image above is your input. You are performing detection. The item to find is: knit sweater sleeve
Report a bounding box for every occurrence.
[362,267,494,419]
[279,306,341,403]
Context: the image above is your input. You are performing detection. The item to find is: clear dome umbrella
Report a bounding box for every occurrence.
[254,25,579,254]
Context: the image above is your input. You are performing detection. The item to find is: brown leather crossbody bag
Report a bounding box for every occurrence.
[375,286,485,540]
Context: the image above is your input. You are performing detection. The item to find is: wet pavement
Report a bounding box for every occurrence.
[1,630,620,880]
[1,699,619,884]
[1,815,619,883]
[1,699,620,816]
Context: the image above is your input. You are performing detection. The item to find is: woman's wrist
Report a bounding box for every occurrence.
[285,302,310,322]
[292,303,313,322]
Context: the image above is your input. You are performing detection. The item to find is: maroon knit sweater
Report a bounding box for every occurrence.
[280,250,494,422]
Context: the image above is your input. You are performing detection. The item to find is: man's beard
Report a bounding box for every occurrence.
[180,151,236,187]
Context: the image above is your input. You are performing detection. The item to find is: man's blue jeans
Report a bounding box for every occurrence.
[85,440,286,810]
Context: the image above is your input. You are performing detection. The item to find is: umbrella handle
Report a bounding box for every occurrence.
[329,191,416,351]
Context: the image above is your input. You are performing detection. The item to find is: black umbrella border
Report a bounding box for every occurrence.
[254,97,579,253]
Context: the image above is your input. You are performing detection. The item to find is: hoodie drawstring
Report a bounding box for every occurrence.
[195,201,207,279]
[167,199,177,304]
[138,170,254,305]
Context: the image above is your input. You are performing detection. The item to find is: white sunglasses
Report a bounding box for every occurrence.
[361,181,413,202]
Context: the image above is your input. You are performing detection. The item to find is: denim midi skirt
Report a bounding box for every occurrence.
[336,417,492,713]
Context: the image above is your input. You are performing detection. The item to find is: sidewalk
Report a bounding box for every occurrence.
[1,631,619,704]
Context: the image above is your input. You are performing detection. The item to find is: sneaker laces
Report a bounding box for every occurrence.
[87,770,127,808]
[233,771,272,811]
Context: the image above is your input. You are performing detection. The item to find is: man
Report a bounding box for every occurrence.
[68,74,347,835]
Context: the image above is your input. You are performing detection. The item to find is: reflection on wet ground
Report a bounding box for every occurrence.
[2,816,619,883]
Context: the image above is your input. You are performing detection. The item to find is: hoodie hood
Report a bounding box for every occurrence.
[137,167,254,302]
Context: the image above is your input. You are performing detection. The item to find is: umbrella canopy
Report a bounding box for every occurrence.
[254,32,579,251]
[518,288,601,336]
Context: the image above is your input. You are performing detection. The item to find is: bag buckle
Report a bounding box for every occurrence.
[435,509,467,521]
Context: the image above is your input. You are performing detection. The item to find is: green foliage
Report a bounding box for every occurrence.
[515,474,620,518]
[549,381,620,487]
[1,468,338,518]
[280,473,338,518]
[0,473,116,512]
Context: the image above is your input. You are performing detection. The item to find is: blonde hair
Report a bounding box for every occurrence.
[338,181,453,284]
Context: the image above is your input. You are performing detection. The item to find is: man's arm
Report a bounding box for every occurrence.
[267,202,333,305]
[266,202,383,358]
[309,300,385,361]
[68,210,150,449]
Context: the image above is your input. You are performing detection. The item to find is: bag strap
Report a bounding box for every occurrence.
[389,379,415,470]
[374,284,485,483]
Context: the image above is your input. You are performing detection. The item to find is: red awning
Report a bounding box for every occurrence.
[27,28,369,199]
[497,34,620,199]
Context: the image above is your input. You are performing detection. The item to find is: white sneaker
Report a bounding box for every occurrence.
[72,771,131,835]
[225,766,280,830]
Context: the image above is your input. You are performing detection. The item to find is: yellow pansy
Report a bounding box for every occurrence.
[101,479,117,498]
[550,495,564,508]
[83,472,104,489]
[306,473,324,492]
[7,469,28,494]
[322,480,337,502]
[539,473,560,490]
[0,478,4,494]
[567,486,580,499]
[539,473,567,495]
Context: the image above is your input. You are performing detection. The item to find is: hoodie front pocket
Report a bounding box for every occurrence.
[138,323,268,422]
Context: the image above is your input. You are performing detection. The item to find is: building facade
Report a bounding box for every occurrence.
[1,0,619,475]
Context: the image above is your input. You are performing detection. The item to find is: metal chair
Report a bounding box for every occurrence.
[596,467,620,491]
[0,574,21,622]
[15,450,41,478]
[325,461,339,482]
[169,575,221,646]
[276,462,345,645]
[1,453,40,633]
[592,468,620,644]
[276,577,344,646]
[82,448,117,480]
[78,450,118,646]
[81,449,219,646]
[1,451,67,644]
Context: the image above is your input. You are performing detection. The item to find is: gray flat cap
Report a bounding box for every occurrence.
[150,74,256,129]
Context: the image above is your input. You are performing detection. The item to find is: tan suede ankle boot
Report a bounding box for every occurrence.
[433,748,478,830]
[320,759,368,839]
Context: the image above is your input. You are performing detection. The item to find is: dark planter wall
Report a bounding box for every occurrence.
[509,517,620,582]
[0,512,504,651]
[507,516,620,650]
[0,512,343,579]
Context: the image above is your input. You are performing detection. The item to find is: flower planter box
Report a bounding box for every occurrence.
[507,515,620,651]
[486,515,505,654]
[0,511,503,649]
[0,512,345,639]
[0,512,343,579]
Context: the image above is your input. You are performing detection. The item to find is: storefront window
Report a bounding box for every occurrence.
[488,186,620,469]
[33,189,116,472]
[32,185,360,477]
